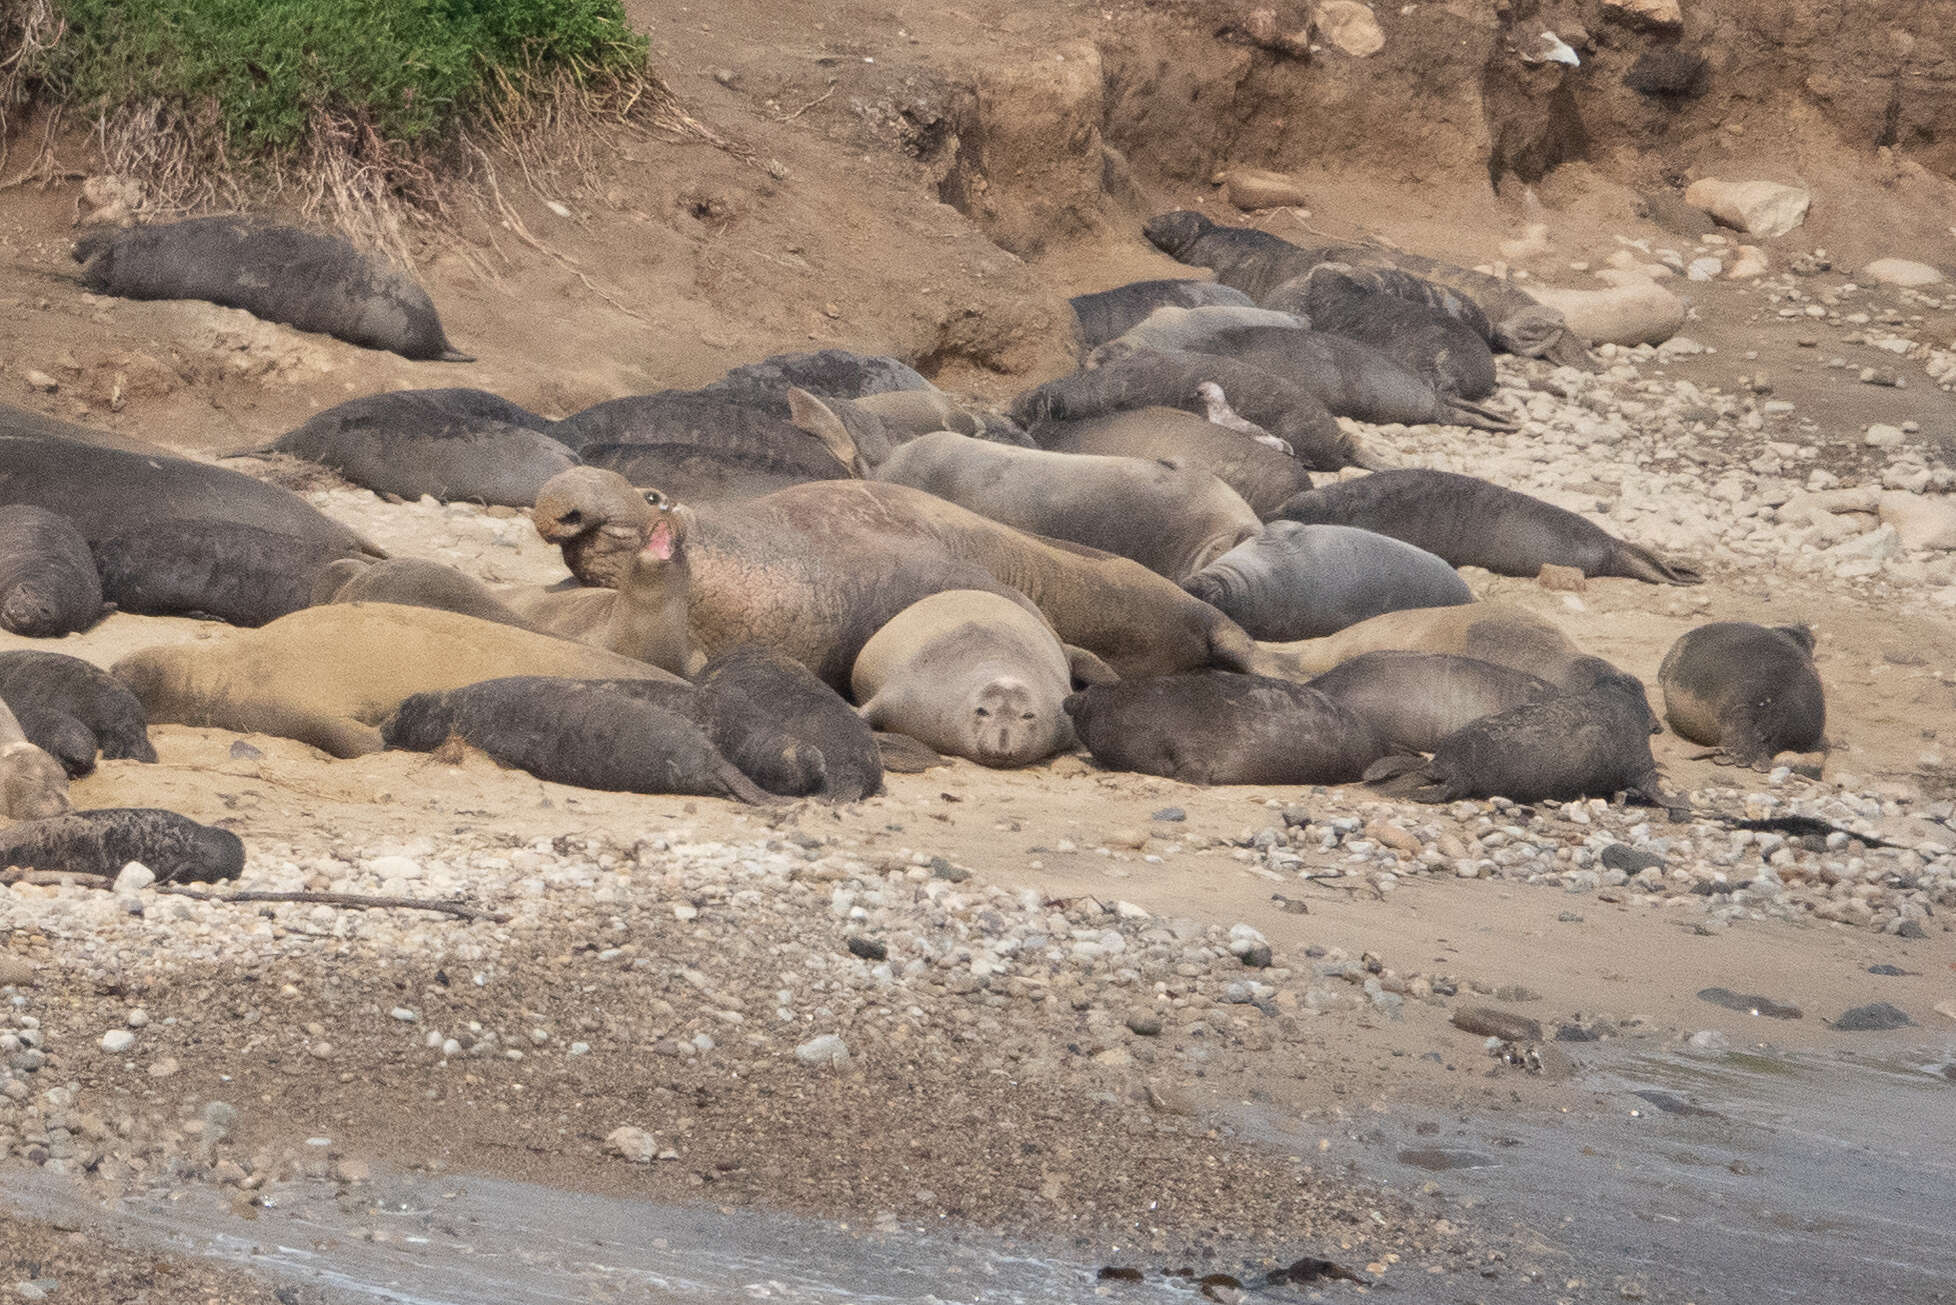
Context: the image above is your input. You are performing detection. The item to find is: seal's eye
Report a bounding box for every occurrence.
[642,490,667,508]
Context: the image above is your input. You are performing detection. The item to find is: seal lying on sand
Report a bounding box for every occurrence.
[864,431,1261,580]
[0,699,70,820]
[697,646,885,800]
[528,470,1253,688]
[1267,265,1499,400]
[111,604,679,759]
[1065,671,1385,786]
[1027,407,1313,518]
[313,558,540,631]
[0,650,158,770]
[1012,347,1362,472]
[851,591,1086,769]
[381,676,771,804]
[1275,469,1702,585]
[0,415,381,557]
[1659,622,1827,767]
[1308,651,1557,753]
[73,217,471,361]
[93,521,369,627]
[694,350,935,418]
[0,505,102,637]
[0,808,244,883]
[240,388,571,506]
[1367,676,1666,804]
[1182,523,1473,640]
[1069,279,1257,349]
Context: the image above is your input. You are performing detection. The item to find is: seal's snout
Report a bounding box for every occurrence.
[641,518,675,561]
[969,677,1043,767]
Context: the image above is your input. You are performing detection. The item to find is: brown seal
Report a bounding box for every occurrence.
[1658,622,1826,768]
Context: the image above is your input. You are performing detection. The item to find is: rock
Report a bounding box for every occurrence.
[845,936,888,961]
[1105,827,1149,850]
[1862,258,1944,289]
[1864,423,1907,449]
[1601,844,1664,873]
[604,1125,659,1163]
[0,956,37,987]
[1501,223,1552,263]
[1151,806,1186,822]
[1696,987,1802,1020]
[1531,277,1685,346]
[1686,256,1723,282]
[100,1029,136,1053]
[1126,1012,1163,1037]
[1314,1,1386,57]
[1537,563,1586,592]
[1144,1079,1197,1115]
[1683,178,1810,239]
[147,1056,179,1078]
[1450,1006,1542,1042]
[1878,492,1956,551]
[335,1156,372,1183]
[1830,1002,1914,1031]
[1726,246,1769,279]
[1224,168,1310,211]
[1936,1000,1956,1025]
[1602,0,1681,28]
[1364,820,1422,855]
[23,370,57,393]
[1238,943,1274,968]
[795,1033,851,1068]
[112,862,155,895]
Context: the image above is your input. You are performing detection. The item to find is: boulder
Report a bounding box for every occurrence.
[1225,168,1310,211]
[1530,276,1686,346]
[1862,258,1945,289]
[1878,492,1956,551]
[1683,178,1810,239]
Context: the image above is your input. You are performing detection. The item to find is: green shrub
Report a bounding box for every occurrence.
[38,0,654,156]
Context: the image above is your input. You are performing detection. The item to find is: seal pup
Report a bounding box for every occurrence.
[696,646,884,800]
[1366,676,1666,804]
[111,604,679,759]
[0,650,157,767]
[1275,469,1702,585]
[1195,382,1290,453]
[73,217,471,361]
[1026,407,1313,518]
[1658,623,1826,767]
[862,431,1262,581]
[0,808,244,883]
[0,505,103,637]
[313,558,540,631]
[1011,347,1361,471]
[93,521,369,627]
[240,388,573,506]
[1064,672,1386,786]
[0,699,71,820]
[1183,523,1473,640]
[528,469,1254,688]
[851,591,1085,769]
[1069,279,1257,349]
[1266,265,1499,400]
[381,676,771,804]
[1308,651,1557,753]
[695,350,935,418]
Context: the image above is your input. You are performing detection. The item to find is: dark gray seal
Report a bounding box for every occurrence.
[694,350,935,419]
[0,650,157,767]
[240,388,571,506]
[1307,651,1558,753]
[1063,672,1386,785]
[1658,622,1826,767]
[1366,676,1665,803]
[72,217,471,361]
[0,411,381,557]
[93,521,368,627]
[1266,265,1499,401]
[313,558,539,631]
[1013,347,1361,472]
[554,391,851,502]
[1281,263,1496,346]
[1182,522,1473,640]
[696,646,884,801]
[1069,279,1256,349]
[381,676,771,804]
[0,505,103,637]
[1274,469,1703,585]
[0,808,244,883]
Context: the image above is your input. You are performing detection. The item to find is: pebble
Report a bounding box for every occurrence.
[604,1125,659,1163]
[795,1033,851,1067]
[99,1029,135,1053]
[112,862,155,895]
[1450,1007,1542,1042]
[1830,1002,1914,1031]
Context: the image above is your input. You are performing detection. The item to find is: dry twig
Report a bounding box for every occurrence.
[157,886,509,922]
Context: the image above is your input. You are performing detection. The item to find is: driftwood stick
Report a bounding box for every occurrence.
[156,887,509,923]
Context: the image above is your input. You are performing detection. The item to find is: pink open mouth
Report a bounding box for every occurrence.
[642,519,675,560]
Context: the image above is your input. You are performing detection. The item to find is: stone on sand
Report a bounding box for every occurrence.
[1682,178,1810,239]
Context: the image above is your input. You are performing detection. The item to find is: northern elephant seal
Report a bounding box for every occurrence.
[1658,623,1826,767]
[313,558,539,631]
[1195,382,1288,452]
[0,505,102,637]
[1011,347,1362,472]
[0,414,380,557]
[696,646,884,800]
[1064,671,1385,786]
[1308,651,1557,753]
[93,521,368,627]
[0,699,70,821]
[73,217,471,361]
[0,650,157,768]
[554,391,853,503]
[851,591,1082,769]
[0,808,244,883]
[1266,265,1498,400]
[695,350,935,418]
[1069,279,1256,349]
[1367,676,1665,803]
[864,431,1261,580]
[1276,469,1702,585]
[240,388,572,506]
[1182,523,1473,640]
[380,676,770,804]
[529,470,1254,688]
[1027,407,1313,518]
[111,604,679,759]
[502,494,697,674]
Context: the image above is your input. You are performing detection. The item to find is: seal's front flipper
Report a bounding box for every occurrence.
[1064,644,1119,688]
[873,731,945,773]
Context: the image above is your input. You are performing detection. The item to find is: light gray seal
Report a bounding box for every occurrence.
[1068,279,1257,349]
[1658,622,1826,767]
[1027,406,1314,518]
[313,557,541,631]
[1181,522,1473,641]
[0,699,71,821]
[1307,651,1558,753]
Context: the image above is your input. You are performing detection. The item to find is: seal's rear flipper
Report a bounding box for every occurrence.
[1363,753,1441,800]
[1444,399,1518,432]
[874,731,945,773]
[437,349,476,364]
[1612,540,1704,586]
